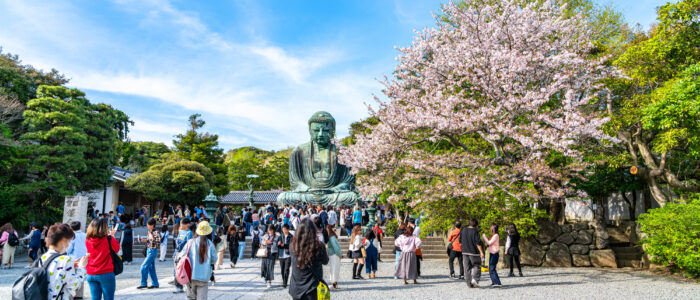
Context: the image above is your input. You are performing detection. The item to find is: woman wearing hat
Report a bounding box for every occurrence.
[184,221,217,299]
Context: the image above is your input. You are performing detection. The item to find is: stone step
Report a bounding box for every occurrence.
[611,246,642,254]
[617,259,642,268]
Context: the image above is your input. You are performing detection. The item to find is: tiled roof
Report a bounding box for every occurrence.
[220,191,281,204]
[110,166,137,182]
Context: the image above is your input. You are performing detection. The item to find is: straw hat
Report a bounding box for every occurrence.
[196,221,212,236]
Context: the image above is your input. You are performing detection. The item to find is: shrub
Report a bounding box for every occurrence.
[638,196,700,278]
[384,219,399,236]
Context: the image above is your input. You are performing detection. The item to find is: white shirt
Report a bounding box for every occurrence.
[41,250,86,300]
[66,231,87,260]
[328,211,337,225]
[413,225,421,237]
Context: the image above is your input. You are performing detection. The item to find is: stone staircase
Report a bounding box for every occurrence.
[608,225,643,268]
[130,235,448,260]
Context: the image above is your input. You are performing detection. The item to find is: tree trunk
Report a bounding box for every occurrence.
[642,186,653,214]
[549,198,564,224]
[593,196,609,249]
[647,177,668,207]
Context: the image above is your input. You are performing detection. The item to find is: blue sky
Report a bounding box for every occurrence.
[0,0,672,151]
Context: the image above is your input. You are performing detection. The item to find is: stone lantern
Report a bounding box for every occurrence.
[202,189,219,229]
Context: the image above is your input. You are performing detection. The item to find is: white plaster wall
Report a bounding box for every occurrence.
[565,198,594,222]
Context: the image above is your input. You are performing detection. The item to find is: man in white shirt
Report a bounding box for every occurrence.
[327,206,337,228]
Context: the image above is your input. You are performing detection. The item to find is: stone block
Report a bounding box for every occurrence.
[590,249,617,268]
[520,237,545,266]
[575,230,593,244]
[572,254,591,267]
[561,224,573,233]
[573,223,588,231]
[607,227,630,244]
[569,244,589,255]
[542,242,572,267]
[536,221,561,245]
[556,233,575,245]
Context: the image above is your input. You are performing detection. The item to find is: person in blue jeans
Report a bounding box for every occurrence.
[482,223,502,288]
[236,226,247,262]
[138,218,161,289]
[20,222,42,267]
[85,217,120,300]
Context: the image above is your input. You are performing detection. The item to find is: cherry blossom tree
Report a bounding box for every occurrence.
[338,0,617,218]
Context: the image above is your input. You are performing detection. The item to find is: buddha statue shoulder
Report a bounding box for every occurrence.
[277,111,360,206]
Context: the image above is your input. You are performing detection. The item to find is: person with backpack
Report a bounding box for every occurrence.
[171,218,193,294]
[12,223,89,300]
[67,221,88,299]
[86,218,119,300]
[0,223,19,269]
[138,218,161,289]
[251,226,262,259]
[41,223,89,299]
[183,221,217,300]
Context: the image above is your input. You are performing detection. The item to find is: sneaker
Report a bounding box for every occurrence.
[266,283,271,289]
[173,288,184,294]
[459,275,465,280]
[492,284,502,288]
[168,280,176,286]
[393,276,397,280]
[519,272,524,277]
[230,263,234,268]
[136,286,148,289]
[147,286,159,289]
[471,280,479,288]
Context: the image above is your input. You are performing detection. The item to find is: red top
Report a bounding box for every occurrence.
[86,236,120,275]
[448,228,462,252]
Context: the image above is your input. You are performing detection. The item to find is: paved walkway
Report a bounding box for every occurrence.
[116,259,265,300]
[2,257,698,299]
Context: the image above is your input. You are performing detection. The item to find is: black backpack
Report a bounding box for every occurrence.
[12,252,62,300]
[7,232,20,247]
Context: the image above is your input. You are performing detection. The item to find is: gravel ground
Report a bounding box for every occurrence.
[262,259,700,300]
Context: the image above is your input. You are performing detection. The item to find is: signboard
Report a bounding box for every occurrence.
[63,195,88,230]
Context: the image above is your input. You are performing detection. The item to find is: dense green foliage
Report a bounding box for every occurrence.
[173,114,228,195]
[638,195,700,277]
[125,157,215,206]
[116,141,171,172]
[226,146,291,191]
[604,0,699,204]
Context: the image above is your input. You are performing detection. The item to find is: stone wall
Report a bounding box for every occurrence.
[497,221,616,269]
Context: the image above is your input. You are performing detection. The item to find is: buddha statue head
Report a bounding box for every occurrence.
[308,111,335,148]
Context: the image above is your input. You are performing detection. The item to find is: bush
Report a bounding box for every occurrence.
[384,219,399,236]
[638,197,700,278]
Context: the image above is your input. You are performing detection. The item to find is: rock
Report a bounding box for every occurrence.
[570,244,589,255]
[607,227,630,244]
[595,229,609,249]
[590,249,617,268]
[536,221,562,245]
[542,242,572,267]
[576,230,593,244]
[573,223,588,231]
[570,231,579,240]
[542,244,550,250]
[561,224,573,233]
[572,254,592,267]
[589,245,596,250]
[520,237,546,266]
[556,233,575,245]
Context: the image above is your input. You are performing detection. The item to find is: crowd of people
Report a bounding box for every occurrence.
[5,201,525,299]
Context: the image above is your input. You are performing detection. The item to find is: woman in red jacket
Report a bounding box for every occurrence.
[86,218,119,300]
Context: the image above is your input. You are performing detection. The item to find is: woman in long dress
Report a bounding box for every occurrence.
[394,225,422,284]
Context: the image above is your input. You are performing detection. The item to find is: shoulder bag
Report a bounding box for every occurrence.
[107,236,123,275]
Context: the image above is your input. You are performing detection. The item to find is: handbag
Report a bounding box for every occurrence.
[107,236,123,275]
[255,247,268,258]
[311,267,331,300]
[346,250,352,258]
[446,242,452,256]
